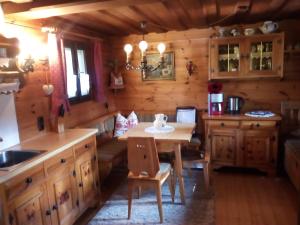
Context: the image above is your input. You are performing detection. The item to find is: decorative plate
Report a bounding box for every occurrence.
[245,111,275,118]
[144,125,175,134]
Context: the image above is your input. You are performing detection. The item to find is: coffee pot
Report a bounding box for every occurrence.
[260,21,279,34]
[227,96,244,114]
[153,114,168,129]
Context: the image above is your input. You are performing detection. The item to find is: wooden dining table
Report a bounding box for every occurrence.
[118,122,195,204]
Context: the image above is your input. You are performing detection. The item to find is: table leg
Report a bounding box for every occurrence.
[174,143,185,204]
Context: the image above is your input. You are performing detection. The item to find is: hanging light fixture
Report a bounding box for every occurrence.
[124,21,166,78]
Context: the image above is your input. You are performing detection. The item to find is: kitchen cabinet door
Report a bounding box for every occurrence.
[75,151,99,213]
[243,130,276,167]
[47,164,79,225]
[244,33,284,78]
[210,129,237,165]
[209,37,246,79]
[7,184,51,225]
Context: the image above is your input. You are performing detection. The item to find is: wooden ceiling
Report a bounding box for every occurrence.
[2,0,300,37]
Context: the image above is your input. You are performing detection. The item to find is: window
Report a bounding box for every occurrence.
[64,40,91,103]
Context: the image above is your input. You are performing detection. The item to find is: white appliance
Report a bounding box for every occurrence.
[0,94,20,150]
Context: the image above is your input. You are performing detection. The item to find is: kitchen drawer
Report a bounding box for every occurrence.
[207,120,239,128]
[285,147,300,190]
[240,121,277,129]
[74,137,96,158]
[4,164,45,200]
[44,148,74,175]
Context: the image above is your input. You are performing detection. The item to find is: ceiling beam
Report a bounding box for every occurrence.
[4,0,164,20]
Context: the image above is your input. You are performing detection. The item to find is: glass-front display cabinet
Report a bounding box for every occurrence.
[209,33,284,80]
[210,38,244,79]
[244,34,284,77]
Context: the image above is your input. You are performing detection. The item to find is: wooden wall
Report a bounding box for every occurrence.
[109,20,300,115]
[9,25,115,141]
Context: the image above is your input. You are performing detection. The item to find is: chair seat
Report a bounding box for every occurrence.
[181,149,206,161]
[128,163,171,180]
[190,136,201,145]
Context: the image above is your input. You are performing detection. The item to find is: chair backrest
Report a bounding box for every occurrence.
[127,137,160,177]
[176,106,197,123]
[281,101,300,134]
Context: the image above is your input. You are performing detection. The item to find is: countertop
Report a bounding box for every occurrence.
[202,113,282,121]
[0,128,97,183]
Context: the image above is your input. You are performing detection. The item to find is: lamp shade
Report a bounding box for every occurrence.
[157,43,166,54]
[138,40,148,52]
[124,44,133,54]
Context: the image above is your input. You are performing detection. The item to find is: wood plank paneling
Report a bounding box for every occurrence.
[13,27,115,141]
[110,20,300,114]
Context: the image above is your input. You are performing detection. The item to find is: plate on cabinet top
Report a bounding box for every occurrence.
[245,111,275,118]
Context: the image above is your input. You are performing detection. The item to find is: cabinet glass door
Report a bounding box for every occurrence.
[250,41,273,71]
[209,39,243,79]
[245,34,283,78]
[218,44,240,73]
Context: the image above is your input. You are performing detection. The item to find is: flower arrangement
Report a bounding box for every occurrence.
[208,82,223,93]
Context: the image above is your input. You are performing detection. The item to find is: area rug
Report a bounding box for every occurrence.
[88,170,215,225]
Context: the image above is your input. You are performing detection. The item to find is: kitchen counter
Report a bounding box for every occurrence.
[202,113,282,121]
[0,128,97,183]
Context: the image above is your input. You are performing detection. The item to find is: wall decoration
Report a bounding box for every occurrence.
[142,51,175,81]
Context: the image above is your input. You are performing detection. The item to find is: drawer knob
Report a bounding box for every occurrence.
[220,122,225,127]
[256,123,260,127]
[60,158,66,163]
[79,182,83,187]
[85,144,90,149]
[46,210,51,216]
[25,177,33,184]
[52,205,58,211]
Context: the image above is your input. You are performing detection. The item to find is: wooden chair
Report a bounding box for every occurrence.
[176,106,210,190]
[127,137,174,223]
[281,101,300,136]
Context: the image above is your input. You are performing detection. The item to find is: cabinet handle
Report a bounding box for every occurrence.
[60,158,66,163]
[52,205,58,211]
[79,182,83,187]
[85,144,90,149]
[25,177,33,184]
[93,155,97,161]
[256,123,260,128]
[46,210,51,216]
[76,199,79,207]
[220,122,225,127]
[73,170,76,177]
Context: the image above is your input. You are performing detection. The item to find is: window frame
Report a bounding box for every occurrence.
[64,39,92,104]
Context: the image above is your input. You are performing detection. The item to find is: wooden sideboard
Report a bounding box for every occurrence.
[0,130,99,225]
[202,113,281,175]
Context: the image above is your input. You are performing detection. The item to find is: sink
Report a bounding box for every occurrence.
[0,150,45,170]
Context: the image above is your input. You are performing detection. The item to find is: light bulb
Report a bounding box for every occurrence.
[124,44,133,54]
[157,43,166,54]
[138,40,148,52]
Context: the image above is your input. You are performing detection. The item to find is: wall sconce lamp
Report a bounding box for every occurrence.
[186,60,196,76]
[124,21,166,77]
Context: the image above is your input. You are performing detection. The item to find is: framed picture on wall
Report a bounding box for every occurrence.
[142,51,175,81]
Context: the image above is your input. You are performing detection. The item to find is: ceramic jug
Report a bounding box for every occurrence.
[260,21,278,34]
[153,114,168,129]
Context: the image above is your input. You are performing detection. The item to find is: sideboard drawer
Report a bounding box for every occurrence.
[207,120,239,128]
[4,164,45,200]
[74,137,95,158]
[241,121,277,129]
[45,148,74,175]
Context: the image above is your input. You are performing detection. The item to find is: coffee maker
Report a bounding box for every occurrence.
[208,93,224,115]
[208,82,224,115]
